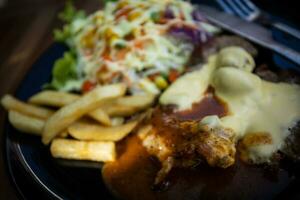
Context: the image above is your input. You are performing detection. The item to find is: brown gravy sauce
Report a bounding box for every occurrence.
[174,88,228,121]
[102,136,291,200]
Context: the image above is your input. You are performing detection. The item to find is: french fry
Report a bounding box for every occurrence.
[42,84,126,144]
[8,111,45,135]
[28,91,154,122]
[29,91,111,125]
[8,111,69,138]
[88,109,111,126]
[50,139,116,162]
[114,94,156,107]
[102,105,138,117]
[111,117,124,126]
[101,94,155,117]
[68,120,138,141]
[59,131,69,138]
[29,91,79,107]
[1,95,54,119]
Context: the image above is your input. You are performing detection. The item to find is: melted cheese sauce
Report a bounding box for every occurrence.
[160,48,300,163]
[214,67,300,162]
[160,55,218,110]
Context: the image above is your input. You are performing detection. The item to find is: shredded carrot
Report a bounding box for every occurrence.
[134,40,144,49]
[103,54,111,61]
[179,11,185,20]
[102,47,112,61]
[157,18,168,24]
[168,69,180,83]
[97,64,108,73]
[134,38,152,49]
[115,48,130,60]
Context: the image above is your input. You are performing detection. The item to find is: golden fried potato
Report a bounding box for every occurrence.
[8,111,45,135]
[110,117,124,126]
[68,120,138,141]
[88,109,111,126]
[101,94,155,117]
[42,84,126,144]
[50,139,116,162]
[28,91,79,107]
[1,95,54,119]
[29,90,111,125]
[58,131,69,138]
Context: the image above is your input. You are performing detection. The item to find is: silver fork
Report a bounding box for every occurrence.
[216,0,300,40]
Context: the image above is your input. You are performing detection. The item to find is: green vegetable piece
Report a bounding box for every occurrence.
[150,11,160,22]
[46,52,78,90]
[53,25,71,42]
[104,0,119,3]
[53,0,85,42]
[59,0,85,23]
[53,52,77,81]
[115,43,126,49]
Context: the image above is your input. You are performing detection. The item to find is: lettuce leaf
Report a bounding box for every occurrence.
[104,0,118,3]
[44,52,79,90]
[53,0,85,42]
[58,0,85,23]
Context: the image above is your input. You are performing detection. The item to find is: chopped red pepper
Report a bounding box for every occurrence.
[82,80,97,93]
[168,69,180,83]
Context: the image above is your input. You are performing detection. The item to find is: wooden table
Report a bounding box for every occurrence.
[0,1,100,199]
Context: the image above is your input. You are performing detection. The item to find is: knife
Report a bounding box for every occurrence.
[197,5,300,67]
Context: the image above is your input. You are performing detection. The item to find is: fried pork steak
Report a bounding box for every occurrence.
[139,108,236,184]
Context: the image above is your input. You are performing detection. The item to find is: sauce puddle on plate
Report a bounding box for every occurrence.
[102,136,292,200]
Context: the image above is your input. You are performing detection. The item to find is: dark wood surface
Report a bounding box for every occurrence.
[0,1,63,199]
[0,1,100,199]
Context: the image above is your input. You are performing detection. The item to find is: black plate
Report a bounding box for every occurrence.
[3,43,300,200]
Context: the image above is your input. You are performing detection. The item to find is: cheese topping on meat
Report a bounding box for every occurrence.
[160,55,217,110]
[160,46,300,163]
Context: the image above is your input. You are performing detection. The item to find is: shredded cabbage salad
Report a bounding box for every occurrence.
[49,0,219,94]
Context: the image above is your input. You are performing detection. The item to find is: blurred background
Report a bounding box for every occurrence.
[0,0,299,199]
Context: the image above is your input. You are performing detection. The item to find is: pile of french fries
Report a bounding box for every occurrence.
[1,83,155,162]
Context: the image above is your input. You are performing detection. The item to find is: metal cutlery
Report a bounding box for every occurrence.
[197,5,300,66]
[216,0,300,41]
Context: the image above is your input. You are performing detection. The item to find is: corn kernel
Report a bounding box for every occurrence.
[133,28,140,37]
[117,1,128,10]
[81,29,96,49]
[139,78,160,94]
[94,15,103,24]
[105,28,117,39]
[128,11,141,21]
[109,35,119,46]
[154,76,168,89]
